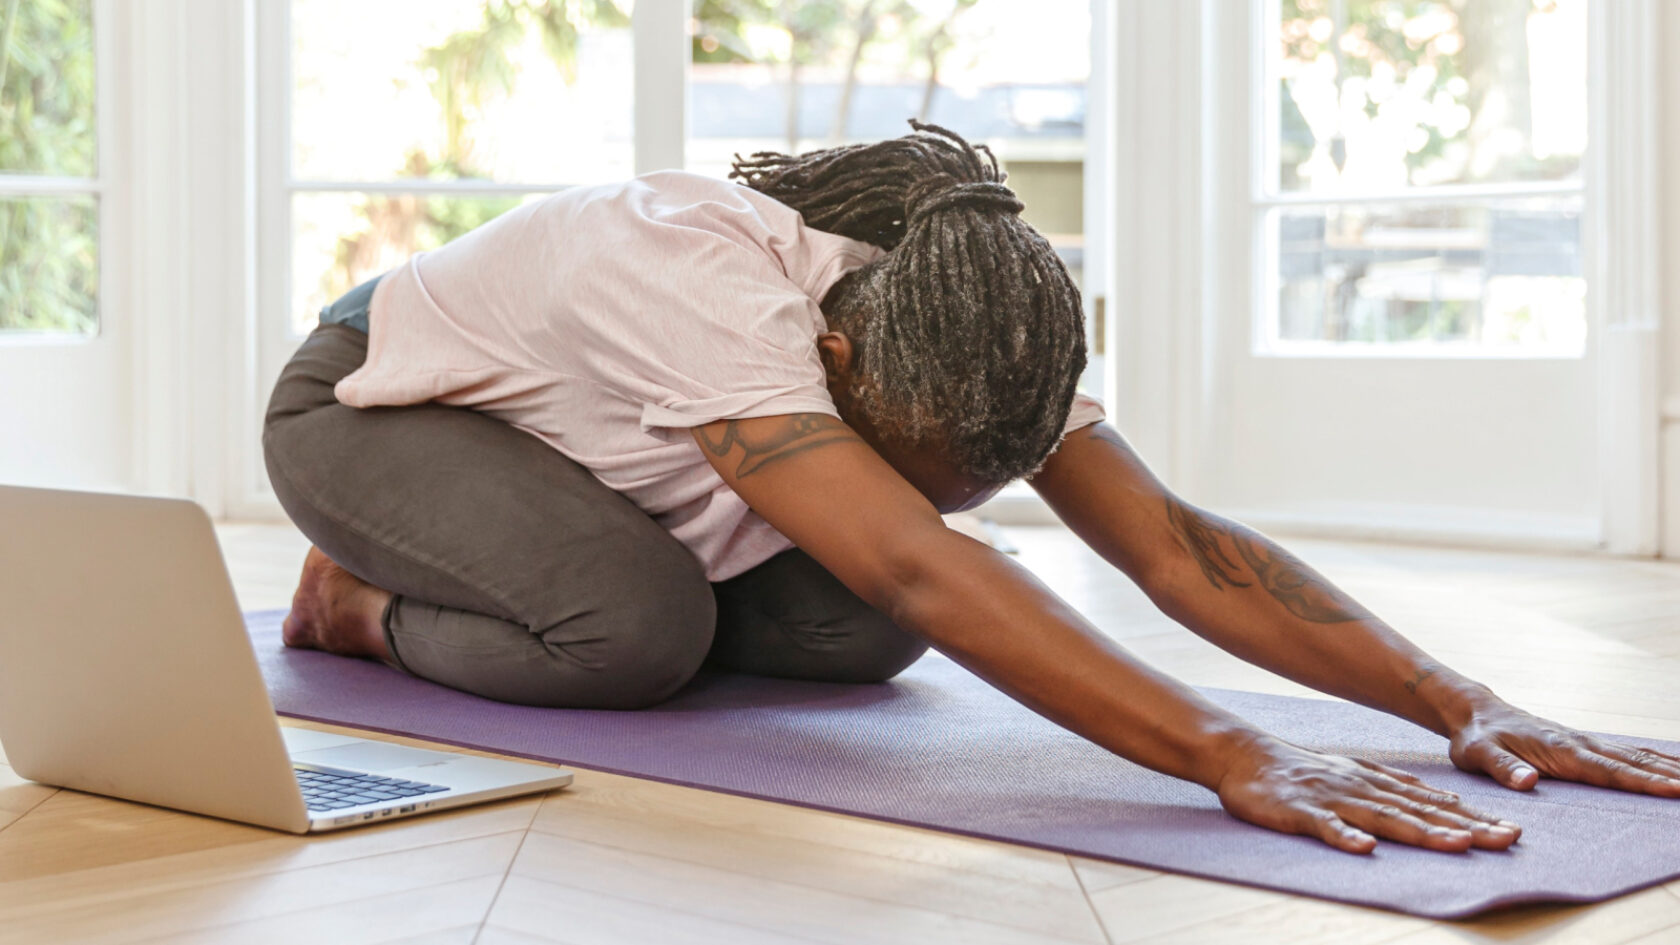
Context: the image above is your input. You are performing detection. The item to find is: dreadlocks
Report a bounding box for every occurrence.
[730,119,1087,484]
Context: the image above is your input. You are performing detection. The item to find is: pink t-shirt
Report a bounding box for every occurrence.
[335,170,1107,580]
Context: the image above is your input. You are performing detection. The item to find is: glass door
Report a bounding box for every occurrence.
[0,0,131,490]
[1201,0,1598,544]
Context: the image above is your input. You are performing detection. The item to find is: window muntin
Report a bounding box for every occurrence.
[285,0,1101,402]
[1270,197,1584,350]
[1261,0,1587,353]
[287,0,633,335]
[686,0,1097,394]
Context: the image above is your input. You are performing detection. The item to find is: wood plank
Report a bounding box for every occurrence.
[1621,919,1680,944]
[368,926,482,945]
[540,768,1082,890]
[0,788,279,883]
[1067,855,1162,894]
[527,777,1103,944]
[507,830,1097,945]
[0,832,520,944]
[485,874,829,945]
[476,926,570,945]
[0,796,536,918]
[1130,894,1428,945]
[1085,873,1289,944]
[0,764,55,834]
[133,877,500,945]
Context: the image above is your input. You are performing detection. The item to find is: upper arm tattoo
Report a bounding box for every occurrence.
[1163,494,1371,624]
[1082,422,1133,453]
[696,414,857,479]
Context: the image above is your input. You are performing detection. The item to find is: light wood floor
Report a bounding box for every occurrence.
[3,522,1680,944]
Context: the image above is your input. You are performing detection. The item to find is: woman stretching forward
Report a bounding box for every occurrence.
[266,121,1680,855]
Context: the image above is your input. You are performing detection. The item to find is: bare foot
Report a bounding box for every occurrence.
[283,546,393,662]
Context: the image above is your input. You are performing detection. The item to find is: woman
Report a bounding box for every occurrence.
[266,121,1680,856]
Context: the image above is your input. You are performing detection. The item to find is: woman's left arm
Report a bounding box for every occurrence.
[1029,420,1680,797]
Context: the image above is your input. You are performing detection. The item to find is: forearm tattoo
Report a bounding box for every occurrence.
[696,414,855,478]
[1403,664,1440,693]
[1164,495,1372,624]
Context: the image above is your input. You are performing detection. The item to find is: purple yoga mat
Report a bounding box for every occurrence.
[247,609,1680,918]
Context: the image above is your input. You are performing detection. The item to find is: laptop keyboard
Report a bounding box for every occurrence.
[294,763,450,812]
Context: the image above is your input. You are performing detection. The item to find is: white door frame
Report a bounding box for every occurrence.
[128,0,255,517]
[225,0,695,519]
[1102,0,1206,491]
[1107,0,1665,555]
[1591,0,1663,555]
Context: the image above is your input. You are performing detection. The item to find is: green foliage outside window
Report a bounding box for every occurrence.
[1277,0,1579,190]
[316,0,989,310]
[316,1,629,308]
[0,0,99,333]
[690,0,981,148]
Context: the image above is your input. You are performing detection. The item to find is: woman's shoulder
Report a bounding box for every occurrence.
[630,169,759,205]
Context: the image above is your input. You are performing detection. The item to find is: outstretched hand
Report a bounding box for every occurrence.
[1216,734,1521,854]
[1449,700,1680,797]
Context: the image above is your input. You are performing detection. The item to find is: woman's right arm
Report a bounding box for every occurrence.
[693,413,1517,854]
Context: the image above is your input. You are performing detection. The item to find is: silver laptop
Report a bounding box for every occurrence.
[0,484,572,833]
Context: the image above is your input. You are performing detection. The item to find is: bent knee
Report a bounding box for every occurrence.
[804,612,929,683]
[534,549,719,709]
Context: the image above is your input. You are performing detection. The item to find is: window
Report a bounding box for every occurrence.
[687,0,1099,394]
[0,0,100,335]
[285,0,634,336]
[280,1,1097,386]
[1260,0,1587,354]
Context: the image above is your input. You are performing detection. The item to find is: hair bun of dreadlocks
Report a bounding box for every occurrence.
[904,176,1025,228]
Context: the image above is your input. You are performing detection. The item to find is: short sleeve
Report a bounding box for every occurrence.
[640,386,839,431]
[635,299,841,433]
[1063,390,1107,434]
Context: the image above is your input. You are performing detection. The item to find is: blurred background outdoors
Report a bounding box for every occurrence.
[3,0,1586,352]
[282,0,1090,339]
[1271,0,1586,351]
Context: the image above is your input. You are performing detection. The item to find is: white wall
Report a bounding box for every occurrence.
[1663,3,1680,558]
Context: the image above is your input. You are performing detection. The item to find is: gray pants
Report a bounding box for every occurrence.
[262,324,927,709]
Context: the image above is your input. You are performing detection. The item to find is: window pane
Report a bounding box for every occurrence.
[290,191,540,336]
[291,0,634,184]
[686,0,1096,392]
[1276,0,1586,194]
[0,0,97,177]
[1271,198,1584,349]
[0,196,98,333]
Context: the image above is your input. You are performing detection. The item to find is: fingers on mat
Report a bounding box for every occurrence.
[1394,800,1519,849]
[1348,759,1524,843]
[1569,749,1680,797]
[1300,807,1376,855]
[1362,770,1458,805]
[1336,800,1474,853]
[1465,742,1538,790]
[1367,782,1521,841]
[1354,757,1427,785]
[1602,743,1680,783]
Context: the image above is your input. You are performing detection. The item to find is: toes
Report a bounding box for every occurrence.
[280,611,315,649]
